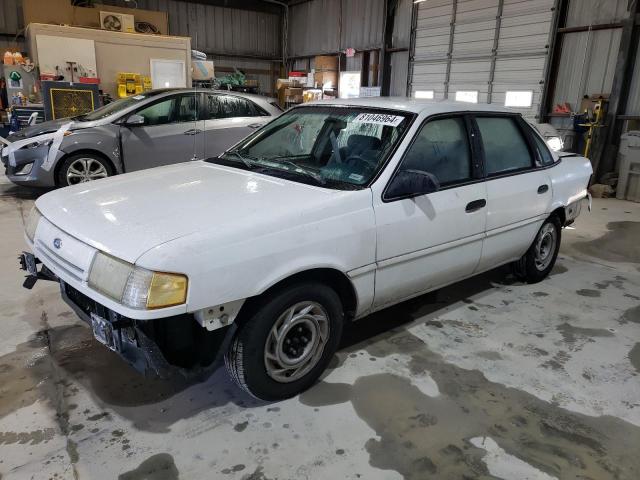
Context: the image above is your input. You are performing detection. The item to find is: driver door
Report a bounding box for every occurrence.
[372,115,487,308]
[120,93,204,172]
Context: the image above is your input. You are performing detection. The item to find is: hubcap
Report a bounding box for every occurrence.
[66,158,108,185]
[534,223,557,271]
[264,301,330,383]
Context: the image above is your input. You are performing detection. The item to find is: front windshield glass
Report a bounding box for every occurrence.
[210,106,412,190]
[77,91,161,121]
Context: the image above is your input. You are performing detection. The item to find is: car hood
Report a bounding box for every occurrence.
[9,118,91,140]
[35,161,342,264]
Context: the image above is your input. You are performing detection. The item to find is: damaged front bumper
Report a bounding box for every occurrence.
[19,252,233,379]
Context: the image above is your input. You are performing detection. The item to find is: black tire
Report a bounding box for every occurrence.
[513,215,562,284]
[57,153,113,187]
[225,282,344,401]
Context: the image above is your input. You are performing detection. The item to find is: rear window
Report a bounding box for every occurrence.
[476,116,533,175]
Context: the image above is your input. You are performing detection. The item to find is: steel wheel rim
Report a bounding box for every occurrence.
[66,158,108,185]
[534,223,557,271]
[264,301,330,383]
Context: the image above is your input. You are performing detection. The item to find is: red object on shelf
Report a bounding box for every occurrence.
[79,77,100,84]
[288,71,305,77]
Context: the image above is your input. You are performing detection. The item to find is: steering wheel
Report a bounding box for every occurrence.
[344,154,377,170]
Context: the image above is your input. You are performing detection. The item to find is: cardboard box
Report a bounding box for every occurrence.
[285,87,303,97]
[192,60,214,80]
[314,71,338,89]
[315,55,338,72]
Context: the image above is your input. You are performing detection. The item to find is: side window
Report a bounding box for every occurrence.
[175,94,199,123]
[531,130,555,166]
[398,116,472,186]
[203,94,221,120]
[136,97,176,126]
[216,95,263,118]
[476,116,533,175]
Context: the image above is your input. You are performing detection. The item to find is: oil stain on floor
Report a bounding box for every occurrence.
[300,330,640,480]
[118,453,179,480]
[574,221,640,263]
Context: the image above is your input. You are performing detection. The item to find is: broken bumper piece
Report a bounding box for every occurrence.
[60,280,190,379]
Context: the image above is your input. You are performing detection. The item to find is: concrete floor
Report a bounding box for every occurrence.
[1,175,639,480]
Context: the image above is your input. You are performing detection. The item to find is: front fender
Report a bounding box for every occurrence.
[60,126,122,172]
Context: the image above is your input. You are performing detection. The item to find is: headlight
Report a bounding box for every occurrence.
[21,138,53,150]
[546,136,564,152]
[88,252,188,309]
[25,206,42,242]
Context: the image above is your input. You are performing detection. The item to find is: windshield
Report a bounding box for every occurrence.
[209,106,412,190]
[76,91,163,121]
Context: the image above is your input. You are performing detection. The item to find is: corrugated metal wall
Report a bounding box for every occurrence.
[288,0,384,57]
[409,0,554,118]
[0,0,280,59]
[627,37,640,117]
[100,0,280,58]
[551,0,627,111]
[0,0,26,53]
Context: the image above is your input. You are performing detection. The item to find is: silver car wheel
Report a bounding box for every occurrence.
[264,301,330,383]
[534,223,557,271]
[66,158,109,185]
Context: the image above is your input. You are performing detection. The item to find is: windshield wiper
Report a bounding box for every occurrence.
[264,159,327,186]
[222,151,256,169]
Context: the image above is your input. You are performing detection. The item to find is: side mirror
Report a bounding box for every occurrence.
[386,169,440,200]
[124,114,145,127]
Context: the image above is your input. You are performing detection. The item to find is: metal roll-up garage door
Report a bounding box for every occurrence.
[409,0,555,118]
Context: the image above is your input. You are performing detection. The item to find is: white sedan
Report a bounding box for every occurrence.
[20,98,592,400]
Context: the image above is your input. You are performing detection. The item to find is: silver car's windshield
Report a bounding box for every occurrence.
[75,91,166,121]
[214,106,413,190]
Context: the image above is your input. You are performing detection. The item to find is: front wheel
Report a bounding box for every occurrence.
[57,153,112,187]
[225,283,344,401]
[513,216,562,283]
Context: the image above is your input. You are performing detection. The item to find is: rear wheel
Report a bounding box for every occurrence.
[57,153,112,187]
[225,283,343,400]
[513,215,561,283]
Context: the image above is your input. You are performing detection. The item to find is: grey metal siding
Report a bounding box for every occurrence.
[287,0,384,57]
[552,8,625,111]
[626,37,640,117]
[409,0,554,117]
[75,0,283,58]
[565,0,628,27]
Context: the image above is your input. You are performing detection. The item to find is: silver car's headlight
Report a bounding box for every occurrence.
[88,252,188,309]
[25,206,42,242]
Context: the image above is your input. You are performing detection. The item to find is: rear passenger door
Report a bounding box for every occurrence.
[201,94,271,157]
[474,115,553,272]
[373,115,487,308]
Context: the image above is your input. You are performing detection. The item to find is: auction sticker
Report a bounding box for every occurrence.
[353,113,404,127]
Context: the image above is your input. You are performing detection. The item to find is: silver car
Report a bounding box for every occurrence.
[2,89,281,187]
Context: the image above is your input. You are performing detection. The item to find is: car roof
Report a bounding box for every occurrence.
[302,96,517,115]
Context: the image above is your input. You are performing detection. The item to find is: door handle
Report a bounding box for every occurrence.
[247,123,262,129]
[537,184,549,194]
[465,199,486,213]
[184,128,203,135]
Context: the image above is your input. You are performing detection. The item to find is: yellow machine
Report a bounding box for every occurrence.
[579,98,606,159]
[117,73,152,98]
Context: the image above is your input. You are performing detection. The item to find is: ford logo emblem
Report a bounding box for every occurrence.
[53,238,62,249]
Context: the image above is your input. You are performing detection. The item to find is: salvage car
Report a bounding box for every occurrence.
[2,89,280,187]
[19,98,592,400]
